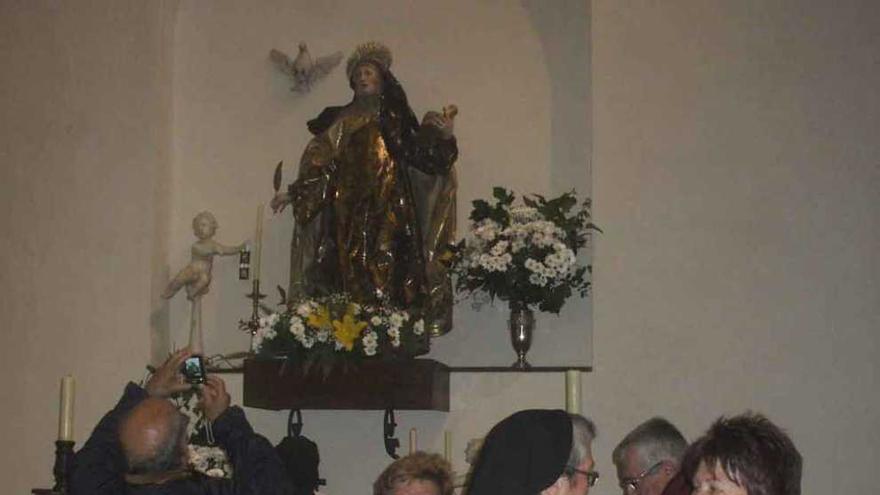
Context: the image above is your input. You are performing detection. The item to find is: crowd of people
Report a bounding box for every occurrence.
[70,348,801,495]
[370,403,801,495]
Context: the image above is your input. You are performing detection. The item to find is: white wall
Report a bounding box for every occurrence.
[589,1,879,494]
[0,1,176,494]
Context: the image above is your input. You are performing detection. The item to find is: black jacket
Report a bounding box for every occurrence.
[71,383,292,495]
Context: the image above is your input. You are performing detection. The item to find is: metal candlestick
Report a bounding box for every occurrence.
[32,440,75,494]
[238,278,266,351]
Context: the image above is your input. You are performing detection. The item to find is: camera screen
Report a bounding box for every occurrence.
[182,355,206,384]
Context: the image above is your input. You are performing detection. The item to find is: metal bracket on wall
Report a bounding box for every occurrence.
[287,408,303,437]
[383,408,400,459]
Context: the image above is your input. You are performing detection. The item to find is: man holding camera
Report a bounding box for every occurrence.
[71,349,292,495]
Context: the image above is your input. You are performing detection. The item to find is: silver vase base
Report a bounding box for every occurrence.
[511,357,532,369]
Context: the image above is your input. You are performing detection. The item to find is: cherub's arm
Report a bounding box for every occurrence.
[205,240,246,256]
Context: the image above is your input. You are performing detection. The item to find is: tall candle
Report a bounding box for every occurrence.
[254,204,264,280]
[565,370,580,414]
[58,375,75,441]
[409,428,417,454]
[443,430,452,463]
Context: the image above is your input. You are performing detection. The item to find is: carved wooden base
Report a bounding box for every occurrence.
[244,358,449,411]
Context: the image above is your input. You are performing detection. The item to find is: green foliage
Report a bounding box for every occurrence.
[470,199,492,222]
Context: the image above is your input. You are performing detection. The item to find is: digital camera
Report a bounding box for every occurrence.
[181,355,207,385]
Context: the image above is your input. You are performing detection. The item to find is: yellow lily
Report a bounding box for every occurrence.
[332,310,368,351]
[307,305,332,330]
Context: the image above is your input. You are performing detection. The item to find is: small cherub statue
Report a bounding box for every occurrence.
[163,211,244,354]
[163,211,245,301]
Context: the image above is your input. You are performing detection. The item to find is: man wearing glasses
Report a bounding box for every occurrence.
[612,417,689,495]
[468,409,600,495]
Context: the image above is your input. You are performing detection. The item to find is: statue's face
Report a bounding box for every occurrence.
[194,216,216,239]
[352,63,383,98]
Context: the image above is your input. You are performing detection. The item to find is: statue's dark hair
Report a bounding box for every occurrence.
[375,67,420,162]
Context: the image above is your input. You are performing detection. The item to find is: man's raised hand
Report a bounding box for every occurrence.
[199,375,231,422]
[145,348,193,398]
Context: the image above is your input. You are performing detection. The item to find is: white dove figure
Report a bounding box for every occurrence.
[270,43,343,94]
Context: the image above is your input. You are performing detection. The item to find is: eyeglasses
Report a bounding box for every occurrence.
[619,461,664,493]
[566,467,600,487]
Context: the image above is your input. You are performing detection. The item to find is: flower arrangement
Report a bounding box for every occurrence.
[176,391,232,478]
[452,187,599,313]
[188,444,231,478]
[251,293,428,363]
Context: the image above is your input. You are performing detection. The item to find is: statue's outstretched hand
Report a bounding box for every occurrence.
[270,191,292,213]
[422,108,455,140]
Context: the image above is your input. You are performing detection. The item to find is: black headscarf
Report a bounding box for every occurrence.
[467,409,573,495]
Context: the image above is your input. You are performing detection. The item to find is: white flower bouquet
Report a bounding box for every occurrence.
[453,188,599,313]
[251,293,428,363]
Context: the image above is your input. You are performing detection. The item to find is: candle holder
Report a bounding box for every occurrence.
[238,278,266,351]
[32,440,75,494]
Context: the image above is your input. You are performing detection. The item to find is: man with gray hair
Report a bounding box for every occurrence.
[612,417,688,495]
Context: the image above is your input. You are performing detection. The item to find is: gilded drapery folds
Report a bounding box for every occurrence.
[285,69,458,340]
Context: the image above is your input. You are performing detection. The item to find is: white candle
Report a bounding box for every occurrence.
[58,375,75,441]
[409,428,417,454]
[565,370,580,414]
[254,204,264,280]
[444,430,452,463]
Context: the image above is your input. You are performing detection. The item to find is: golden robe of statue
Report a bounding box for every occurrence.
[273,42,458,335]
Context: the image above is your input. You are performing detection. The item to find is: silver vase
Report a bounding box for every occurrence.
[508,305,534,369]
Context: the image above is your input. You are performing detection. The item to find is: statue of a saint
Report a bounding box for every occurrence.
[271,42,458,335]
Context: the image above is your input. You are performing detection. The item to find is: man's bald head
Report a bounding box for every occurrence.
[119,398,188,475]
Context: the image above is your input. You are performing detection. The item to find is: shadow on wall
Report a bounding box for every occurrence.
[522,0,591,194]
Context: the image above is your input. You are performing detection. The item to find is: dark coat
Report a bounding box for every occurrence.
[71,383,292,495]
